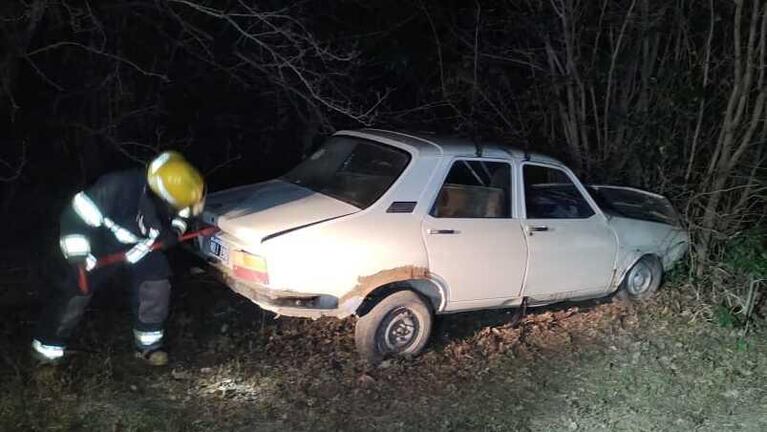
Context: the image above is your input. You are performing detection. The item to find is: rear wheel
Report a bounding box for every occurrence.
[355,290,433,365]
[618,255,663,301]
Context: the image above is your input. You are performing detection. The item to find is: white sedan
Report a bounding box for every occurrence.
[195,129,688,362]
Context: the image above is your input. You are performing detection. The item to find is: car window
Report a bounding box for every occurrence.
[523,164,594,219]
[432,160,511,218]
[282,137,411,209]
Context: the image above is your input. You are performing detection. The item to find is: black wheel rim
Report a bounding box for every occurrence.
[377,306,420,354]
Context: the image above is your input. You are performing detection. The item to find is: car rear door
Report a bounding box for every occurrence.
[422,159,527,307]
[520,163,617,299]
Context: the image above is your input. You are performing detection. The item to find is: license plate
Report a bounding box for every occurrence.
[208,237,229,262]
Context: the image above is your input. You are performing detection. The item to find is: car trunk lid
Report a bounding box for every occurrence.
[202,179,360,245]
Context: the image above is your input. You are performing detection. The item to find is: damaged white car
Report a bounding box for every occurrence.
[194,129,688,362]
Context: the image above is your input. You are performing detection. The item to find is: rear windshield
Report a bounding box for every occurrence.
[282,136,411,209]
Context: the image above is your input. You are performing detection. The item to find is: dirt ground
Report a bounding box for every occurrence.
[1,258,766,432]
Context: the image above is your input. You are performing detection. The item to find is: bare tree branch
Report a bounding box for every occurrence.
[0,142,27,182]
[168,0,380,124]
[26,41,169,82]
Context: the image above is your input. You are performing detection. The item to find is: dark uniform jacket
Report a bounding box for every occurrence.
[59,169,187,280]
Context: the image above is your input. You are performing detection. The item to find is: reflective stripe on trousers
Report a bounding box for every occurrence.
[133,329,164,348]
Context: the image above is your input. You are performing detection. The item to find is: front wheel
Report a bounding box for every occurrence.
[355,290,433,365]
[617,255,663,301]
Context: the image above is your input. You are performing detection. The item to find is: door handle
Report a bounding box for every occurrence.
[525,225,549,235]
[427,229,458,235]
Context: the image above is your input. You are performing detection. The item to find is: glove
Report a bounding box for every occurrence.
[67,254,97,272]
[171,216,189,236]
[125,228,160,264]
[156,228,180,250]
[65,253,86,266]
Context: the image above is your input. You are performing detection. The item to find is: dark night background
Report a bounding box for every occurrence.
[4,0,762,259]
[0,2,766,430]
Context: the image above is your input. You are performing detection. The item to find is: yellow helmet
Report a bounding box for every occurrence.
[147,151,205,210]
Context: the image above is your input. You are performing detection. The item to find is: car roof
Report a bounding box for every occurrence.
[336,128,564,166]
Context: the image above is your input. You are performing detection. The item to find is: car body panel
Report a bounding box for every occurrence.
[202,180,360,248]
[423,214,528,306]
[522,215,619,301]
[419,155,529,309]
[517,161,619,301]
[609,216,688,276]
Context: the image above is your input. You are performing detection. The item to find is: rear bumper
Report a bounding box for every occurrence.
[188,247,347,319]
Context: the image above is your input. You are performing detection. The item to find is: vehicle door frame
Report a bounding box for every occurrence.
[516,160,619,298]
[424,155,523,219]
[421,155,527,308]
[515,160,608,222]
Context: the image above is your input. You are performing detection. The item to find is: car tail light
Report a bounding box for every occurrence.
[232,251,268,284]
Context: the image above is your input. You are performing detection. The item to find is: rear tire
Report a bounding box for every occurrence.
[617,255,663,301]
[355,290,433,365]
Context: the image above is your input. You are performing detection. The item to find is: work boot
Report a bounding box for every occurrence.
[135,348,169,366]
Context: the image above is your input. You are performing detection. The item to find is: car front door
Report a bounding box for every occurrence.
[520,163,617,300]
[422,159,527,307]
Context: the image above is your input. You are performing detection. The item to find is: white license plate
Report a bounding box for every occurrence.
[208,237,229,262]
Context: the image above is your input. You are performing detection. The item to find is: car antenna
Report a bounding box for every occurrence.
[474,136,483,158]
[471,120,483,157]
[523,140,531,161]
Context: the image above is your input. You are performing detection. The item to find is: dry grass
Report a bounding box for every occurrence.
[1,273,766,431]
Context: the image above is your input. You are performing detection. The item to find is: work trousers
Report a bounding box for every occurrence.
[34,250,172,352]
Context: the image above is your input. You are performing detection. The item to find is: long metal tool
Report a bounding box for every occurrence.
[76,225,220,294]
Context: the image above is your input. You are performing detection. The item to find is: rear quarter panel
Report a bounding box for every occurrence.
[260,154,442,309]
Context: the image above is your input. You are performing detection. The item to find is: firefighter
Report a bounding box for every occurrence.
[32,151,205,366]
